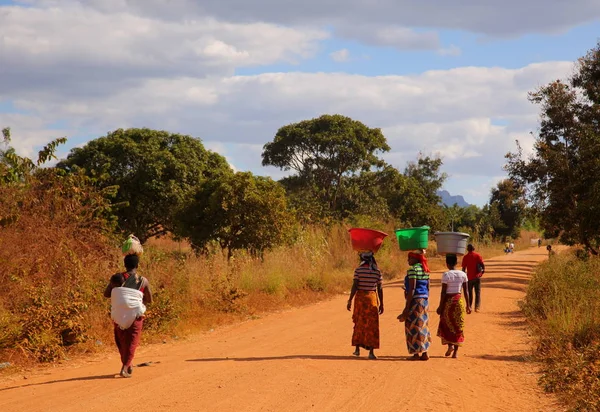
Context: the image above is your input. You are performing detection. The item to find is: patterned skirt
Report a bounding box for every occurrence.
[405,298,432,354]
[352,290,380,349]
[437,294,466,346]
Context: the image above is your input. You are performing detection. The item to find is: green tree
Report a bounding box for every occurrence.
[262,114,390,218]
[506,42,600,253]
[58,128,232,243]
[488,179,526,239]
[178,172,294,259]
[1,127,67,185]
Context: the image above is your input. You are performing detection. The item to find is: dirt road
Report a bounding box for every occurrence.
[0,247,563,411]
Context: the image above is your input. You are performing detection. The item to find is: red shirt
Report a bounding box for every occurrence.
[461,251,484,280]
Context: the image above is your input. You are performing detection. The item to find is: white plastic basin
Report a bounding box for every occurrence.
[434,232,470,255]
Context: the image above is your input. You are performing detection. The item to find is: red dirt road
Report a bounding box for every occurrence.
[0,247,563,411]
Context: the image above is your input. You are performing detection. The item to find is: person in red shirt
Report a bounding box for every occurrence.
[461,244,485,312]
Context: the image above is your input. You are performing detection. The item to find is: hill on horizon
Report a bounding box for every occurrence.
[437,190,470,207]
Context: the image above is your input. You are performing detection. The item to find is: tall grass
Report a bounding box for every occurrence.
[522,250,600,411]
[0,181,517,369]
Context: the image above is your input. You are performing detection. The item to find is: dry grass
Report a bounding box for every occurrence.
[522,249,600,411]
[0,181,520,370]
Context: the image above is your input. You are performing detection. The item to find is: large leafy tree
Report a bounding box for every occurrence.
[262,114,390,218]
[178,172,294,259]
[58,128,232,243]
[488,179,526,239]
[506,42,600,253]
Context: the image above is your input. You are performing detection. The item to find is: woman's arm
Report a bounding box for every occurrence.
[403,278,416,314]
[437,283,448,315]
[347,279,358,311]
[103,283,113,298]
[462,281,472,314]
[143,280,153,304]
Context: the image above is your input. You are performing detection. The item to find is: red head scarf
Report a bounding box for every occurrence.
[408,251,430,273]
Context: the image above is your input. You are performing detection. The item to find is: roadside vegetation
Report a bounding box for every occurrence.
[0,116,528,368]
[507,41,600,411]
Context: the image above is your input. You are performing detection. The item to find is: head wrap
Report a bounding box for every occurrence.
[358,251,378,271]
[408,251,430,273]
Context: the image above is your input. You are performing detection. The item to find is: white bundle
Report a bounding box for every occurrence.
[122,234,143,256]
[110,287,147,330]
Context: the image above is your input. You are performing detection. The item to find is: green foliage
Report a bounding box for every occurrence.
[263,114,390,219]
[0,127,67,185]
[178,172,295,258]
[58,128,232,242]
[488,179,526,239]
[506,42,600,253]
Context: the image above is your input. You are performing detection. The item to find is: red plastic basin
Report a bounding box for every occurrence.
[348,228,389,253]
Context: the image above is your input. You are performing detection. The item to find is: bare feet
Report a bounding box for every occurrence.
[410,354,420,361]
[119,366,131,378]
[420,352,429,361]
[353,347,360,357]
[368,351,377,360]
[445,345,453,357]
[452,346,459,358]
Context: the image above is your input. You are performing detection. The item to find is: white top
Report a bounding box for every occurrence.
[441,270,468,294]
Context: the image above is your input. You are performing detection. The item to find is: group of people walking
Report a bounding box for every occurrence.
[347,244,485,360]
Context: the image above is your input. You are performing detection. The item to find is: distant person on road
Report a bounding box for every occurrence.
[347,251,383,360]
[399,251,432,361]
[104,254,152,378]
[546,244,555,258]
[538,238,542,248]
[461,244,485,312]
[436,254,471,358]
[509,242,515,253]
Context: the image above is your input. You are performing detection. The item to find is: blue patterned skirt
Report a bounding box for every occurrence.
[405,298,432,354]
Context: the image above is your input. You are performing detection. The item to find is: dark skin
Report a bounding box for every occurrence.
[347,269,384,360]
[398,256,430,360]
[104,265,152,377]
[104,268,153,304]
[436,261,472,358]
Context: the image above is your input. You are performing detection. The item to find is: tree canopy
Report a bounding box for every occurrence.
[58,128,232,243]
[177,172,294,259]
[488,179,525,240]
[506,42,600,253]
[262,114,390,217]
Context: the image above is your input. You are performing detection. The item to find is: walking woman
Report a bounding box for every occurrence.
[399,252,432,361]
[104,254,152,377]
[347,251,384,360]
[436,254,471,358]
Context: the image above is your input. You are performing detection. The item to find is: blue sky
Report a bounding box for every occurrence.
[2,0,600,206]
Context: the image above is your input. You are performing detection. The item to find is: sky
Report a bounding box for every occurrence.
[1,0,599,206]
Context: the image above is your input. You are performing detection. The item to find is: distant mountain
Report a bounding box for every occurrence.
[437,190,470,208]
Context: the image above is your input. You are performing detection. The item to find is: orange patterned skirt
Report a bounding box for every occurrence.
[352,290,380,349]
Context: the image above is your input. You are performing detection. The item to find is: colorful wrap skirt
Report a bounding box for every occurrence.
[405,297,432,354]
[352,290,380,349]
[437,293,466,346]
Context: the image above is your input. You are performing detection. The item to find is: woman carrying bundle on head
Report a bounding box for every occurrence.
[104,238,152,378]
[399,251,432,361]
[436,254,471,358]
[347,251,384,360]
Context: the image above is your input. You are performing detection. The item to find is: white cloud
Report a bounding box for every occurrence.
[3,62,574,181]
[0,4,328,97]
[330,49,350,62]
